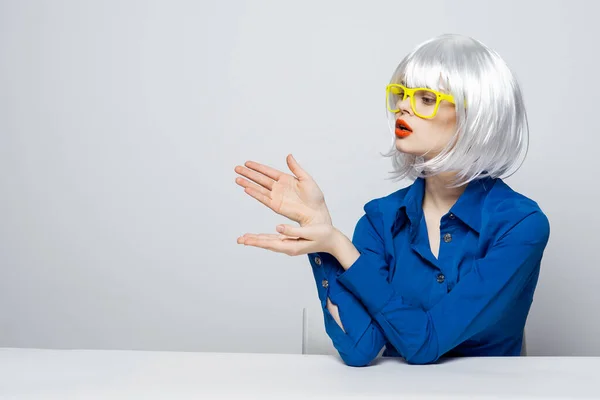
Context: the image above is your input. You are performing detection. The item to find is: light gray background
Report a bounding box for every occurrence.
[0,0,597,357]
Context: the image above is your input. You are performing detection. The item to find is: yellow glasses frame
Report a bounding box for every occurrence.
[386,83,456,119]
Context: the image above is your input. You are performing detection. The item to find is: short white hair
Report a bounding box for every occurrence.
[382,33,529,186]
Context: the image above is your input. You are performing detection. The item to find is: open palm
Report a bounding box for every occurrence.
[234,154,332,226]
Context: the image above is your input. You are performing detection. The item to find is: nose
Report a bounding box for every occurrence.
[396,94,412,116]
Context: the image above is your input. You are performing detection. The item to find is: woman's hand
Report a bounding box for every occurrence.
[237,223,341,257]
[234,154,332,226]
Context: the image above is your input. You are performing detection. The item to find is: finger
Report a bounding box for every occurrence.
[286,154,311,181]
[237,234,270,245]
[243,186,274,210]
[234,165,275,191]
[244,160,284,181]
[239,233,301,245]
[241,233,299,241]
[238,234,264,245]
[242,236,285,253]
[235,176,270,198]
[243,236,312,256]
[276,224,314,239]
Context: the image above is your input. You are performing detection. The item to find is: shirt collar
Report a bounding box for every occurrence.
[391,177,425,237]
[391,176,496,236]
[449,176,495,233]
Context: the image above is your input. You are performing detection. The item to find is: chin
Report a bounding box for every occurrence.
[395,136,418,154]
[395,134,434,157]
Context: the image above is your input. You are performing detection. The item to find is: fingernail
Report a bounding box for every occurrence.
[276,225,284,233]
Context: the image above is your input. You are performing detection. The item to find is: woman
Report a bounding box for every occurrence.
[234,34,550,366]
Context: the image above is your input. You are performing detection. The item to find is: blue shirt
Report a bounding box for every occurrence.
[307,176,550,366]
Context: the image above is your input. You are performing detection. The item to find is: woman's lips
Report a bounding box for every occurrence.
[395,119,413,138]
[395,128,411,138]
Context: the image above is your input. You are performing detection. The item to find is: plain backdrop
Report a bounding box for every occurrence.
[1,0,598,357]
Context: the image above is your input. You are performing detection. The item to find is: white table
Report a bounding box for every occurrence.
[0,348,598,399]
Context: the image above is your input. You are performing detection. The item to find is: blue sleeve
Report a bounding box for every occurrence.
[308,251,387,367]
[307,217,394,367]
[336,208,550,365]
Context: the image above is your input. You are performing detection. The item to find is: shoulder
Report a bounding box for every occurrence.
[363,184,411,216]
[356,182,414,237]
[482,179,550,244]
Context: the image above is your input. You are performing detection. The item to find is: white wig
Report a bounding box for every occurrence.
[383,33,529,186]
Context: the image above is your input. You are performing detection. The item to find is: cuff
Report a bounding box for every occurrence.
[307,252,373,347]
[308,252,341,304]
[336,252,395,314]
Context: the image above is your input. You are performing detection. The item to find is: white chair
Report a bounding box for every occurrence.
[301,306,338,356]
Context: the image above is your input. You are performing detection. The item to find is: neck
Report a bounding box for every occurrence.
[422,172,467,215]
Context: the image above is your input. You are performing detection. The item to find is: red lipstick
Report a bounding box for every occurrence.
[395,119,413,138]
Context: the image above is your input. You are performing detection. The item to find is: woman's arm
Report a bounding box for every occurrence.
[329,208,550,365]
[323,233,361,330]
[307,250,387,367]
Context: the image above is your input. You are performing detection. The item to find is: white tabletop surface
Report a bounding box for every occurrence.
[0,348,598,399]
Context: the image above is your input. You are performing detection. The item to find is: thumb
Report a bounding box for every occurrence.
[276,224,314,239]
[286,154,311,181]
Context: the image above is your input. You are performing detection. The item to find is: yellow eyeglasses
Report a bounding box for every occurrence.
[386,83,456,119]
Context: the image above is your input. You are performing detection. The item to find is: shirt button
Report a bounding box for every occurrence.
[443,233,452,243]
[436,273,445,283]
[322,279,329,288]
[314,256,322,266]
[449,213,456,220]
